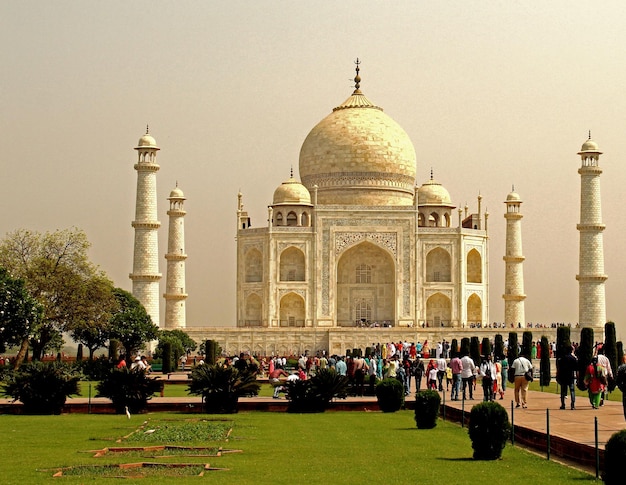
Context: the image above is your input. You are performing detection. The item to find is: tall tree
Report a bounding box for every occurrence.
[521,331,533,357]
[507,332,519,383]
[539,336,551,386]
[494,334,504,360]
[69,275,116,359]
[556,326,571,360]
[576,327,594,391]
[470,336,481,365]
[108,288,160,360]
[0,228,112,359]
[0,268,43,368]
[604,322,618,391]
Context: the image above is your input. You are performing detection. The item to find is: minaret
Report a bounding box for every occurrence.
[164,183,188,329]
[576,134,607,328]
[502,187,526,326]
[130,127,162,327]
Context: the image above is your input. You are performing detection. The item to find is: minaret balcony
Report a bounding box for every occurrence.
[576,274,608,282]
[134,162,160,171]
[165,253,187,261]
[129,273,162,281]
[576,223,605,231]
[163,293,188,300]
[132,221,161,229]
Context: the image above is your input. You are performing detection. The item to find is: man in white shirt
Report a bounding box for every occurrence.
[460,354,476,400]
[512,353,533,408]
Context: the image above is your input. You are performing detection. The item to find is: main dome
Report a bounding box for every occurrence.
[299,87,416,206]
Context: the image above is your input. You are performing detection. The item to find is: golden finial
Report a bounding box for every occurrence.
[588,130,592,140]
[354,58,361,92]
[146,124,150,134]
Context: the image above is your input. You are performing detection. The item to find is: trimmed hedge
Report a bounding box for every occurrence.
[414,390,440,429]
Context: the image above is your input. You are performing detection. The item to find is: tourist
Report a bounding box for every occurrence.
[584,356,606,410]
[494,357,505,400]
[270,365,289,398]
[556,345,578,410]
[615,355,626,420]
[479,355,496,402]
[180,354,187,371]
[336,356,347,376]
[428,364,438,390]
[412,357,425,392]
[141,355,151,373]
[436,354,447,391]
[450,353,462,400]
[512,353,533,408]
[596,346,613,406]
[116,354,127,369]
[461,352,476,400]
[353,355,369,396]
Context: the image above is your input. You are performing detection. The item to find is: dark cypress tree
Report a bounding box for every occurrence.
[605,322,618,391]
[450,339,459,357]
[617,341,624,371]
[521,331,533,358]
[556,326,571,360]
[162,341,173,374]
[481,337,492,357]
[507,332,519,383]
[470,336,481,366]
[540,336,551,386]
[494,334,504,361]
[460,337,470,356]
[576,327,594,391]
[76,343,84,362]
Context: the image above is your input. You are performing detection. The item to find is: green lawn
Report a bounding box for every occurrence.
[0,410,596,484]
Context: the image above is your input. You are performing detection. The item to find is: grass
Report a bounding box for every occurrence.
[0,411,596,484]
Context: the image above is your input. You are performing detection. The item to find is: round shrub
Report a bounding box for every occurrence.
[468,401,511,460]
[603,429,626,484]
[96,367,162,414]
[375,378,404,412]
[414,390,441,429]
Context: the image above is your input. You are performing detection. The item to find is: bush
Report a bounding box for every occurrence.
[285,368,349,413]
[96,367,162,414]
[74,356,113,381]
[187,364,260,414]
[468,401,511,460]
[375,378,404,412]
[603,429,626,484]
[1,362,80,414]
[414,390,441,429]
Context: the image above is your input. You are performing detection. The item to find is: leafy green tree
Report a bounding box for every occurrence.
[0,268,44,368]
[69,275,116,359]
[155,329,197,360]
[0,228,113,360]
[108,288,159,360]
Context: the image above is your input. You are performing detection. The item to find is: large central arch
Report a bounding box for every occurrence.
[336,241,395,326]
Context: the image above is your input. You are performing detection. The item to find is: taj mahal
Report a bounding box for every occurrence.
[129,63,606,356]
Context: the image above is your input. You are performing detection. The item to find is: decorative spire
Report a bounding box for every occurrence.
[146,124,150,135]
[430,167,434,180]
[353,58,361,93]
[588,130,592,140]
[290,165,294,178]
[512,184,515,192]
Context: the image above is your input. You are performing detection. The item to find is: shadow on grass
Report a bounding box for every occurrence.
[436,457,474,462]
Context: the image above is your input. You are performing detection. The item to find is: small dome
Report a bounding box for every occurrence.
[169,186,185,199]
[272,177,312,206]
[506,191,521,202]
[580,139,599,152]
[417,178,453,206]
[136,130,159,150]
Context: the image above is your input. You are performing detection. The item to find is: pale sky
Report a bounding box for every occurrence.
[2,2,626,340]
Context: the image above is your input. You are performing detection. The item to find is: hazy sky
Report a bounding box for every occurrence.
[2,2,626,340]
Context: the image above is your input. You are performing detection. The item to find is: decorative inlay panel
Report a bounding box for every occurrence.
[335,232,397,256]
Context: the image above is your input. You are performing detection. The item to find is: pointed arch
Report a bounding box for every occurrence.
[244,293,262,327]
[279,292,305,327]
[429,212,440,227]
[467,249,482,283]
[279,246,305,281]
[467,293,482,325]
[426,247,451,282]
[336,241,395,327]
[245,249,263,282]
[286,211,298,226]
[426,292,452,327]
